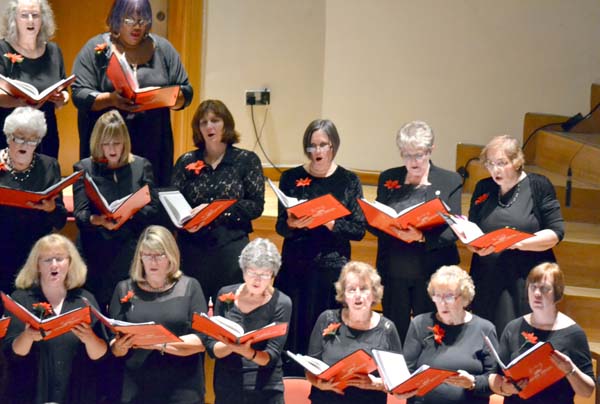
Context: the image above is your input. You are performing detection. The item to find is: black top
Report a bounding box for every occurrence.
[2,287,105,404]
[499,317,594,404]
[276,165,366,268]
[73,156,159,307]
[109,276,207,404]
[0,40,66,158]
[468,174,565,332]
[72,33,193,186]
[0,153,67,292]
[374,163,462,279]
[307,309,402,404]
[204,284,292,397]
[403,312,497,404]
[171,146,265,248]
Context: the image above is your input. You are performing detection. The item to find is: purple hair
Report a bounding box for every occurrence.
[106,0,153,33]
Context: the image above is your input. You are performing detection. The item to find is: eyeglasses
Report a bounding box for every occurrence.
[141,253,168,262]
[9,135,38,147]
[19,12,40,20]
[39,256,69,265]
[431,293,460,304]
[344,287,372,297]
[528,283,553,294]
[306,143,332,153]
[123,17,149,27]
[484,160,511,169]
[401,151,430,161]
[245,270,273,281]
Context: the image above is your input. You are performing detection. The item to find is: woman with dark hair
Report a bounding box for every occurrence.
[72,0,193,186]
[275,119,365,368]
[0,0,69,158]
[73,109,159,310]
[489,262,595,403]
[171,99,265,303]
[468,135,564,334]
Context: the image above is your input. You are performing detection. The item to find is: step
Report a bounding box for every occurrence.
[557,286,600,341]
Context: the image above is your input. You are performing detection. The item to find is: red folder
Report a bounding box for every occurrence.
[0,317,11,339]
[0,170,83,209]
[287,194,351,229]
[192,312,288,344]
[1,292,91,340]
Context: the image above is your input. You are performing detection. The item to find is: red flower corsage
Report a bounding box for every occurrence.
[94,43,108,54]
[218,292,236,305]
[295,177,312,187]
[426,324,445,345]
[120,290,135,304]
[0,161,8,172]
[474,193,489,205]
[517,331,538,352]
[322,322,341,338]
[32,302,54,317]
[185,160,206,175]
[4,52,24,64]
[384,179,401,190]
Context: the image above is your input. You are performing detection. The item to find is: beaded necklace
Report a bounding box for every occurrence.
[497,181,521,208]
[1,148,36,183]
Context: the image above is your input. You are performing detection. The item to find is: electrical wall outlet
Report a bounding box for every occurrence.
[245,89,270,105]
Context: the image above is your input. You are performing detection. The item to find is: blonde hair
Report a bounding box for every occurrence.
[89,110,134,166]
[15,234,87,290]
[480,135,525,173]
[427,265,475,306]
[130,226,182,283]
[335,261,384,306]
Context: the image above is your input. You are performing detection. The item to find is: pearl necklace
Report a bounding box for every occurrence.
[497,181,521,208]
[2,148,36,183]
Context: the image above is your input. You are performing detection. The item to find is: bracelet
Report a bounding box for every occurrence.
[250,349,257,360]
[160,343,167,355]
[566,367,577,376]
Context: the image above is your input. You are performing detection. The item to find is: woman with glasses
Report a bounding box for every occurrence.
[468,135,564,334]
[0,0,69,158]
[108,225,207,404]
[275,119,366,370]
[73,109,159,311]
[372,121,462,344]
[403,265,498,404]
[171,100,265,304]
[3,233,107,403]
[306,261,402,403]
[203,238,292,404]
[0,106,67,293]
[72,0,193,186]
[489,262,595,403]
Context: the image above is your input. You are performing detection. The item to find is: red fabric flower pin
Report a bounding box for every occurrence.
[384,179,401,190]
[474,193,489,205]
[120,290,135,304]
[218,292,236,305]
[32,302,54,317]
[4,52,24,64]
[517,331,539,352]
[94,43,108,54]
[322,322,341,338]
[427,324,445,345]
[295,177,312,187]
[186,160,206,175]
[0,161,8,172]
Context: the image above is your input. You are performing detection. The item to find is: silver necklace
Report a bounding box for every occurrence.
[497,181,521,208]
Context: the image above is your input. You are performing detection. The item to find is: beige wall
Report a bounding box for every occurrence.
[206,0,600,171]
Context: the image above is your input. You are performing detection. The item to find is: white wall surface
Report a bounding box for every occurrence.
[203,0,600,172]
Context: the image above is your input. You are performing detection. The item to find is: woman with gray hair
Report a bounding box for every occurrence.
[402,265,498,404]
[0,0,69,158]
[0,106,67,293]
[371,120,462,344]
[204,237,292,404]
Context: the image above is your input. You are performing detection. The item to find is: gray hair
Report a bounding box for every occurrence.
[396,120,435,151]
[3,106,47,141]
[0,0,56,47]
[427,265,476,306]
[238,238,281,276]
